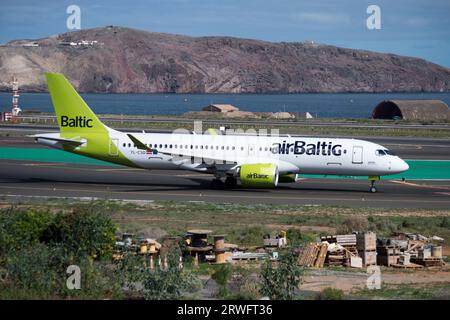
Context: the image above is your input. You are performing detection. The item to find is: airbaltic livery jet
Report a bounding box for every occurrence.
[34,73,409,193]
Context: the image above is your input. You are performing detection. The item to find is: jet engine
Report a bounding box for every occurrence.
[239,163,279,188]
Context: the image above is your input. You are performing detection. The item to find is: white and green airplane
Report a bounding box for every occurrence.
[34,73,408,192]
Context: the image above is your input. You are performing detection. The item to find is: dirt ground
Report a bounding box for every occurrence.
[301,267,450,293]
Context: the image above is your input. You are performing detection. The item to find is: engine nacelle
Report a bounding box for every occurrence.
[278,173,299,183]
[239,163,279,188]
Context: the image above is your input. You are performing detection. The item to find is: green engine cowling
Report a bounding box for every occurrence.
[239,163,279,188]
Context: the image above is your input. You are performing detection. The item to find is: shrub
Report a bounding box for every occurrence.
[228,226,269,246]
[286,229,315,246]
[4,243,61,296]
[260,251,303,300]
[337,216,369,234]
[211,264,232,286]
[440,217,450,229]
[117,247,200,300]
[0,205,119,299]
[43,206,116,260]
[317,287,344,300]
[0,208,52,256]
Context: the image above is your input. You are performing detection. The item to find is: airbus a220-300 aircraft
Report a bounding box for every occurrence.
[34,73,409,193]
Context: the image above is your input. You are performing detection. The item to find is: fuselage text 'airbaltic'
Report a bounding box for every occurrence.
[61,116,93,128]
[272,140,344,156]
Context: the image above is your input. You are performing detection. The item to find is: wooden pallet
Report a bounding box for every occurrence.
[410,257,445,267]
[391,263,424,269]
[298,243,328,267]
[314,243,328,268]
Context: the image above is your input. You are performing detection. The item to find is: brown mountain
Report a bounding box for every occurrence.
[0,26,449,93]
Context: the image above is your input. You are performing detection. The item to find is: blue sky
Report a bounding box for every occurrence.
[1,0,449,67]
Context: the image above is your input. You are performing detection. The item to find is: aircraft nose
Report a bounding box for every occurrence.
[395,159,409,173]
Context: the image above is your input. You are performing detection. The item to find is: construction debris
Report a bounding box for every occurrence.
[377,233,445,267]
[263,230,287,248]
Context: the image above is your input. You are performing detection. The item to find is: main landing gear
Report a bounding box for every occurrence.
[210,176,238,189]
[368,176,380,193]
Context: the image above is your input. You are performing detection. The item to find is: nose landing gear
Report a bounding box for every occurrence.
[368,176,380,193]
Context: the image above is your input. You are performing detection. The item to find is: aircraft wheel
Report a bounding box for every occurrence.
[225,176,237,189]
[370,186,377,193]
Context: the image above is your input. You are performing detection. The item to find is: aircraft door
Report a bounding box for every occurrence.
[352,146,363,164]
[109,138,119,157]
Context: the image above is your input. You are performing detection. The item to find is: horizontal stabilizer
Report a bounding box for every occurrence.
[31,134,83,147]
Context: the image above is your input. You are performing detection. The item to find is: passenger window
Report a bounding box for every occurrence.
[205,146,208,150]
[159,144,162,148]
[170,144,172,148]
[232,147,235,150]
[128,143,131,148]
[123,143,126,147]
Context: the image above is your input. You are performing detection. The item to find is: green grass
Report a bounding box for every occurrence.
[354,283,450,300]
[2,199,449,246]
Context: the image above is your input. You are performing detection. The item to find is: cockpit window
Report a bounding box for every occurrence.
[384,149,396,156]
[375,149,386,156]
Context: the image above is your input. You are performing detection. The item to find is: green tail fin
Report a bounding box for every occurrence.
[45,73,106,134]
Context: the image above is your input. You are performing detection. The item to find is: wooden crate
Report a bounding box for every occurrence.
[377,254,399,266]
[356,232,376,251]
[358,250,377,266]
[377,246,400,256]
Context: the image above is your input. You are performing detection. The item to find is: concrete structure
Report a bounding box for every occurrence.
[372,100,450,121]
[203,104,239,113]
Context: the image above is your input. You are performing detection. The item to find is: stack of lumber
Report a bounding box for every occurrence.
[297,243,328,268]
[321,234,357,246]
[322,234,358,255]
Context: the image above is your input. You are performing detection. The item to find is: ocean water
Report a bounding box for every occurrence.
[1,92,449,118]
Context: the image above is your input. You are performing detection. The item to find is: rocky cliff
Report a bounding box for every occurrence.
[0,26,449,93]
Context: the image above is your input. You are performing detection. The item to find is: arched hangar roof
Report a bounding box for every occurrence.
[372,100,450,121]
